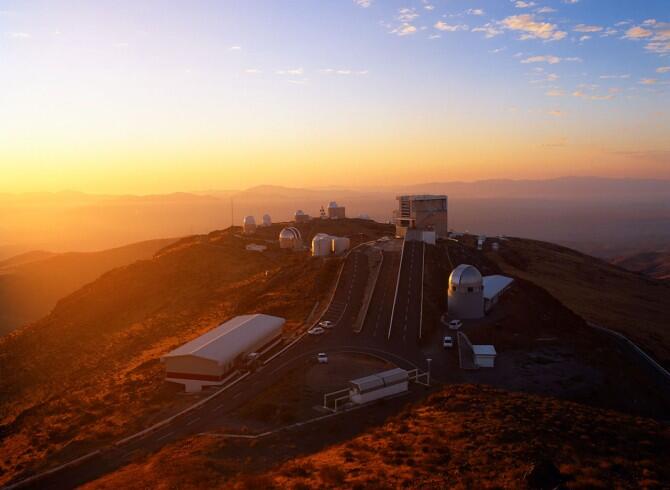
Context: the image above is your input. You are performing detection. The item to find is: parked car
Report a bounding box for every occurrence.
[317,352,329,363]
[308,326,325,335]
[448,319,463,330]
[319,320,334,329]
[443,336,454,348]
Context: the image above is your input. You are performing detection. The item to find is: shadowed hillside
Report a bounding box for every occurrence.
[0,219,393,486]
[611,251,670,281]
[83,384,670,489]
[0,238,178,336]
[487,237,670,369]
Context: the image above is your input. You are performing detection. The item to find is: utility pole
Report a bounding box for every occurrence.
[426,358,432,386]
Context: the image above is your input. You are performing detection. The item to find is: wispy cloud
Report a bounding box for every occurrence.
[574,24,603,33]
[502,14,567,41]
[521,55,561,64]
[8,32,30,39]
[434,21,468,32]
[657,66,670,74]
[353,0,373,7]
[276,68,304,76]
[472,23,503,38]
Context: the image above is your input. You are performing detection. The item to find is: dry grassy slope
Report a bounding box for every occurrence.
[489,237,670,369]
[0,238,179,335]
[0,220,391,486]
[84,385,670,490]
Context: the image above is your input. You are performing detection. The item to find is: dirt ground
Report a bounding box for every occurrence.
[230,353,393,430]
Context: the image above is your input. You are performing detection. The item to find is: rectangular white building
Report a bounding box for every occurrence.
[161,314,285,392]
[473,344,497,368]
[349,368,408,404]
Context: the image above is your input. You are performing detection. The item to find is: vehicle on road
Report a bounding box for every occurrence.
[308,326,325,335]
[319,320,334,329]
[443,336,454,348]
[448,319,463,330]
[317,352,329,363]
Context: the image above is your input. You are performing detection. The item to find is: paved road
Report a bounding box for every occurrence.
[359,250,400,341]
[388,240,424,349]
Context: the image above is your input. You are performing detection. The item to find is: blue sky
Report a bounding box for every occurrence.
[0,0,668,192]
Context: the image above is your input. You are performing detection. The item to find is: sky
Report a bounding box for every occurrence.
[0,0,669,194]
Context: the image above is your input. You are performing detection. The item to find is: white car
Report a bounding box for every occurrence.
[308,326,325,335]
[448,319,463,330]
[317,352,328,364]
[319,320,334,329]
[443,336,454,348]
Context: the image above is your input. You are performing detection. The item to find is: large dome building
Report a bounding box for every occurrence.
[447,264,484,319]
[279,227,302,249]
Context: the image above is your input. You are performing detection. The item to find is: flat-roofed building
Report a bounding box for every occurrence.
[327,201,346,219]
[161,314,284,392]
[395,194,448,239]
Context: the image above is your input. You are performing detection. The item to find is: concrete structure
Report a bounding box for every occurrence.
[395,194,448,239]
[294,210,310,223]
[331,236,351,254]
[279,227,302,249]
[404,229,436,245]
[161,314,285,392]
[473,344,497,368]
[245,243,267,252]
[349,368,408,404]
[242,216,256,235]
[458,331,497,369]
[448,264,484,319]
[477,235,486,251]
[483,275,514,312]
[311,233,332,257]
[327,201,346,219]
[262,214,272,227]
[491,242,500,252]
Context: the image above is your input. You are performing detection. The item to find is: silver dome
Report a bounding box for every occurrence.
[449,264,483,288]
[243,215,256,225]
[279,227,301,240]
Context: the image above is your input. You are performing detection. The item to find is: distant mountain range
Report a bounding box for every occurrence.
[1,176,668,258]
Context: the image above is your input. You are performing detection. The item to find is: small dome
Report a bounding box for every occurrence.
[449,264,483,288]
[262,214,272,225]
[243,215,256,225]
[295,209,305,216]
[328,201,338,208]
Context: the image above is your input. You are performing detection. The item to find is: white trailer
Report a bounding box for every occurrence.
[349,368,408,404]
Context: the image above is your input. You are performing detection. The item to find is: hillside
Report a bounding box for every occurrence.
[0,238,178,335]
[0,220,393,486]
[487,237,670,369]
[83,384,670,489]
[611,251,670,281]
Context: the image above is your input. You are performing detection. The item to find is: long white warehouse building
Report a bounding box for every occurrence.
[161,314,285,392]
